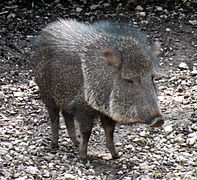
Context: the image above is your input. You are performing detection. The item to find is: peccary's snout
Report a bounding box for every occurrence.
[150,116,164,128]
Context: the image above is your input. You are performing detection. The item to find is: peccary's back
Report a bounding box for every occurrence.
[30,20,91,108]
[30,19,115,110]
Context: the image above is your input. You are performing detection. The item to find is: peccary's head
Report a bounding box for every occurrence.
[98,38,163,127]
[81,24,163,127]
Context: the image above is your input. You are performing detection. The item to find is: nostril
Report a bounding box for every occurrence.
[150,117,164,128]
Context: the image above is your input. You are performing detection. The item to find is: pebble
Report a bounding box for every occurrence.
[13,91,24,97]
[164,125,173,135]
[133,137,146,146]
[125,144,135,151]
[138,12,146,17]
[187,132,197,146]
[0,91,5,100]
[191,69,197,76]
[174,96,184,102]
[191,123,197,130]
[140,162,148,170]
[156,6,163,11]
[26,166,40,175]
[189,20,197,26]
[49,162,54,168]
[138,175,151,180]
[2,142,13,149]
[0,148,8,155]
[103,3,110,8]
[90,5,99,10]
[173,136,185,143]
[179,62,189,70]
[123,177,133,180]
[43,170,50,177]
[76,7,83,12]
[139,130,148,137]
[135,5,143,11]
[165,28,171,32]
[117,170,124,175]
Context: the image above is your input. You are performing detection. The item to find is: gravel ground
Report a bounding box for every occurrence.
[0,0,197,179]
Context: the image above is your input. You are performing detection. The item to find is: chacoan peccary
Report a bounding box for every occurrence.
[30,19,164,164]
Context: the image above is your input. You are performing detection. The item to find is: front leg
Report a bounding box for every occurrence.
[100,116,119,159]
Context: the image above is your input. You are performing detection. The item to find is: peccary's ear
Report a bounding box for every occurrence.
[100,48,121,68]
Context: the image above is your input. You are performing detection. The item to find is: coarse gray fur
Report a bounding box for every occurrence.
[30,19,163,163]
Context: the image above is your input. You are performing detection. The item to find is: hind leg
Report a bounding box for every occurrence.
[78,118,94,164]
[62,110,80,147]
[75,112,94,164]
[44,99,60,151]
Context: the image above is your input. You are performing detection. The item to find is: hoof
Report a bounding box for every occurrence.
[79,158,87,164]
[112,152,120,159]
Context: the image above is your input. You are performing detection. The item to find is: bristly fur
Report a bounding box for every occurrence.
[30,18,161,124]
[29,19,163,163]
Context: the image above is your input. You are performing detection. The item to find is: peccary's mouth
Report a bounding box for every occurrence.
[150,117,164,128]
